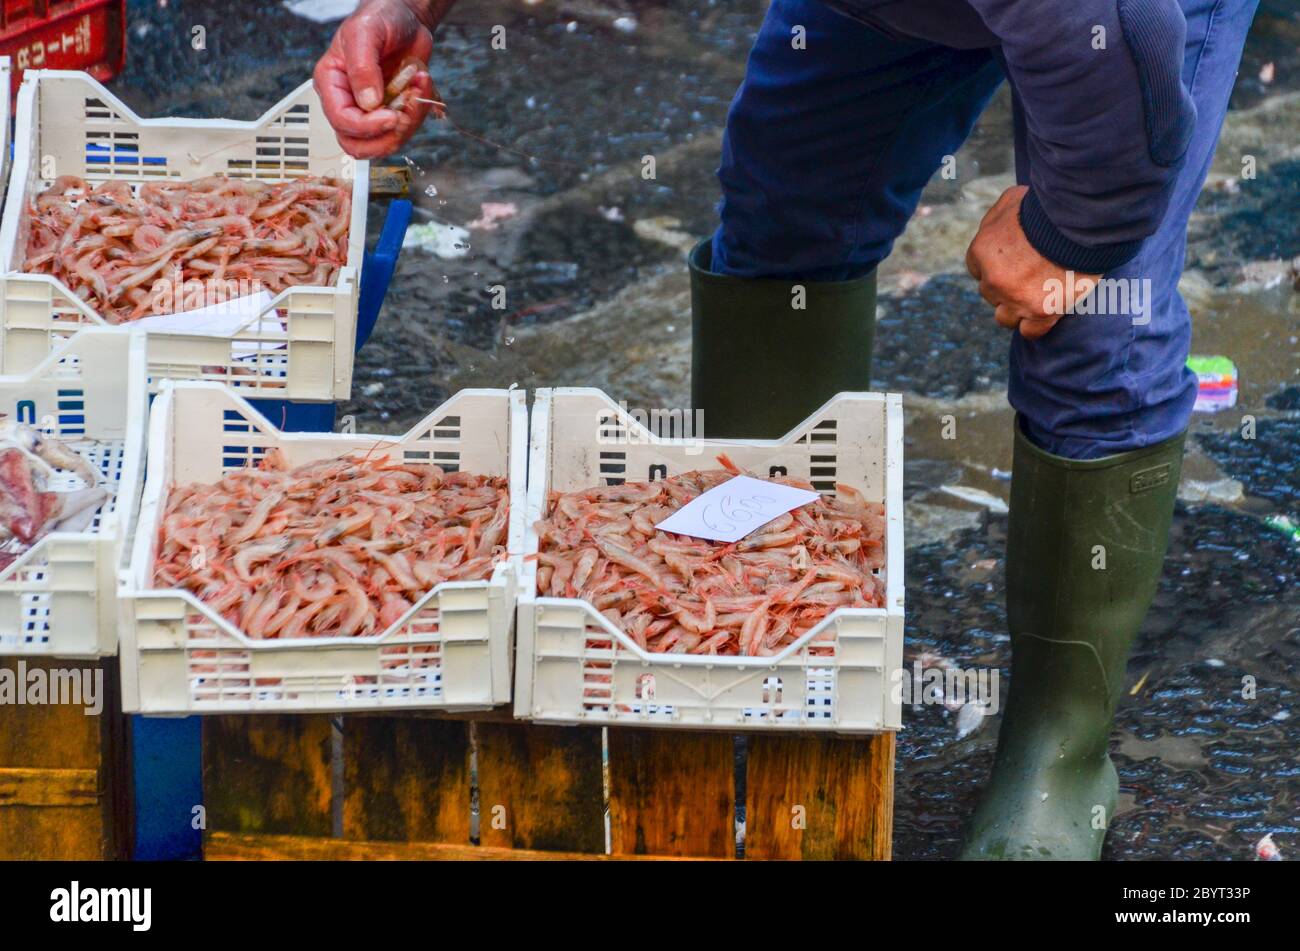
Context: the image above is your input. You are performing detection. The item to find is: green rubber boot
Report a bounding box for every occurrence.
[961,422,1185,860]
[689,240,876,438]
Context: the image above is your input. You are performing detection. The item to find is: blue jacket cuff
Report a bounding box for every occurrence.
[1019,189,1144,274]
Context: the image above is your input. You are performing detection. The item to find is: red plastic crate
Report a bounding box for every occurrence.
[0,0,125,99]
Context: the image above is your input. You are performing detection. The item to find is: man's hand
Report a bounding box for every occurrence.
[313,0,442,159]
[965,186,1100,340]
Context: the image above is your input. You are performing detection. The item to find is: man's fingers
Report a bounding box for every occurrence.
[993,304,1020,330]
[402,70,436,122]
[409,26,434,63]
[324,98,397,140]
[340,18,390,111]
[965,241,982,281]
[334,130,404,160]
[356,74,431,153]
[316,61,398,138]
[333,73,434,159]
[977,278,1000,308]
[1018,316,1059,340]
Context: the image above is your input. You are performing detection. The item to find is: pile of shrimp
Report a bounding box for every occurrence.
[153,449,508,639]
[23,174,350,323]
[534,456,886,656]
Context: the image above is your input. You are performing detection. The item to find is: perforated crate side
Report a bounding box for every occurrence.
[515,387,905,733]
[119,383,524,714]
[0,327,147,657]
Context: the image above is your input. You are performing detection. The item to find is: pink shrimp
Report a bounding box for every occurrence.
[23,175,352,323]
[154,452,508,639]
[538,459,886,655]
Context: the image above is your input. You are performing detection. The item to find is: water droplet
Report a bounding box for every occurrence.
[424,184,438,198]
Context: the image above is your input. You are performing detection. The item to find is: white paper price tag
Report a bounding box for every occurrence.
[654,475,819,543]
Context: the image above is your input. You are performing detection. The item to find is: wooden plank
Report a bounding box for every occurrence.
[342,716,471,844]
[202,715,333,837]
[348,707,516,724]
[0,657,123,860]
[0,767,98,806]
[0,807,109,860]
[744,733,894,860]
[206,830,716,861]
[608,729,735,858]
[0,659,105,767]
[475,722,604,853]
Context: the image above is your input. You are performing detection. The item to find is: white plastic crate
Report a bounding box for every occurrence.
[0,70,369,401]
[0,327,148,657]
[119,383,526,714]
[515,388,905,733]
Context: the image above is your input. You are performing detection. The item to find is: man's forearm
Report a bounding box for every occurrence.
[969,0,1195,273]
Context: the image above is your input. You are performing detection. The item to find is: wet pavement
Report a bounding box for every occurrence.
[895,505,1300,860]
[110,0,1298,859]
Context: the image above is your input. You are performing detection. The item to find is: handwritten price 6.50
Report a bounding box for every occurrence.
[701,491,778,534]
[655,475,820,543]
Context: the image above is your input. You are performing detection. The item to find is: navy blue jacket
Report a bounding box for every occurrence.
[822,0,1197,273]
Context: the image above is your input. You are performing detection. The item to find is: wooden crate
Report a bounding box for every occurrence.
[0,656,128,860]
[200,713,894,861]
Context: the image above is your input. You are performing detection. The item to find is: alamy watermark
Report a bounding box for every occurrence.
[891,659,1001,715]
[147,277,267,316]
[1043,271,1152,326]
[50,882,151,931]
[0,661,103,715]
[598,401,705,455]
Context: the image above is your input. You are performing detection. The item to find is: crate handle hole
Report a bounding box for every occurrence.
[762,676,783,704]
[635,673,656,701]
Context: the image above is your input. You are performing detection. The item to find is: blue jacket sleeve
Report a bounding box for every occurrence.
[970,0,1197,273]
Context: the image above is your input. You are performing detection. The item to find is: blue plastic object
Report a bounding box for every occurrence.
[356,198,412,352]
[130,197,411,859]
[247,397,337,433]
[130,716,203,860]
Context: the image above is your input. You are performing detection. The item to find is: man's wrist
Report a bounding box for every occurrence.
[357,0,449,32]
[403,0,453,32]
[1018,188,1144,275]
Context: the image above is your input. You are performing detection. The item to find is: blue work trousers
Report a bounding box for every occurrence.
[710,0,1257,458]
